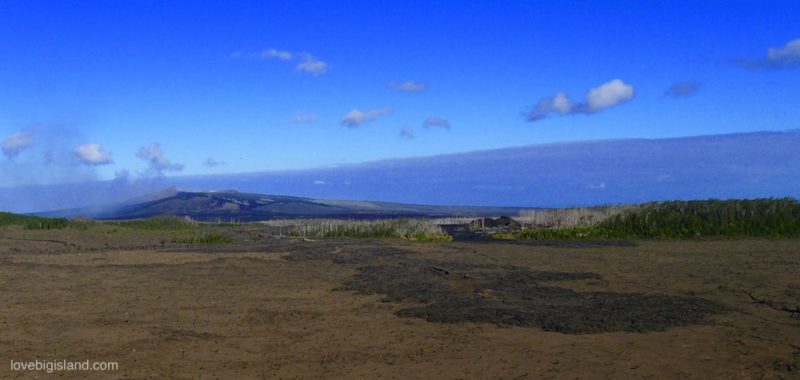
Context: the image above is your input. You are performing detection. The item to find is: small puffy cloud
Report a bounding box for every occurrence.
[290,112,317,124]
[768,38,800,64]
[389,81,427,93]
[260,48,293,61]
[313,180,327,185]
[423,117,451,129]
[665,81,702,98]
[136,142,183,174]
[340,107,393,128]
[584,79,634,112]
[296,54,328,75]
[204,158,226,167]
[2,130,35,158]
[739,38,800,69]
[527,92,572,121]
[525,79,634,122]
[399,127,415,139]
[73,143,113,165]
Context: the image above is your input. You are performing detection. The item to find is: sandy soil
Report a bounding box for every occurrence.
[1,231,798,379]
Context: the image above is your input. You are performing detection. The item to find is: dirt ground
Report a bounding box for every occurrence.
[1,226,799,379]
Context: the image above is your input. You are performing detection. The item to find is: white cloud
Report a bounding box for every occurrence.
[400,127,414,139]
[340,107,393,127]
[423,117,451,129]
[73,143,113,165]
[232,48,328,75]
[313,180,327,185]
[551,92,572,113]
[767,38,800,65]
[2,130,35,158]
[740,38,800,69]
[389,81,427,92]
[527,92,572,121]
[260,48,293,61]
[525,79,635,122]
[584,79,634,112]
[290,112,318,124]
[296,54,328,75]
[136,142,183,174]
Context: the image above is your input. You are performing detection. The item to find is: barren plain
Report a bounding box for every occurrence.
[1,226,799,379]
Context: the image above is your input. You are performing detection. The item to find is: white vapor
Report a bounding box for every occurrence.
[260,48,293,61]
[232,48,328,75]
[2,130,36,158]
[290,112,318,124]
[136,142,184,174]
[766,38,800,67]
[340,108,393,127]
[296,54,328,75]
[389,81,427,92]
[739,38,800,69]
[73,143,113,165]
[526,79,634,122]
[584,79,635,112]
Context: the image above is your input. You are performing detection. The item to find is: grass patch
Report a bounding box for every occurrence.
[0,212,72,230]
[108,216,197,230]
[505,198,800,240]
[266,218,452,241]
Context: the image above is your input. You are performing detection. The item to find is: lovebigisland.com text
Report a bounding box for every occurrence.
[10,359,119,374]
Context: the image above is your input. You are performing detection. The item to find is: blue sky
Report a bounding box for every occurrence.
[1,0,799,187]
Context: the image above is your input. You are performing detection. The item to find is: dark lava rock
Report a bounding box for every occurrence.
[341,261,723,334]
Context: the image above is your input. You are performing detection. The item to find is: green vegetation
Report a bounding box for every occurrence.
[108,216,197,230]
[267,218,452,241]
[0,212,71,230]
[6,198,799,242]
[507,198,800,240]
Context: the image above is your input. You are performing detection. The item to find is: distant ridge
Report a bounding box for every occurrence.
[42,190,526,221]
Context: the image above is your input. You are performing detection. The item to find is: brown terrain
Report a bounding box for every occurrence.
[1,225,799,379]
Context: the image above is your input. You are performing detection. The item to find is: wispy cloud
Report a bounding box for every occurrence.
[0,130,35,158]
[203,158,226,167]
[232,48,328,75]
[340,107,393,128]
[738,38,800,69]
[1,130,36,158]
[423,117,451,129]
[136,142,183,174]
[260,48,293,61]
[400,127,415,139]
[290,112,318,125]
[665,81,702,98]
[296,53,328,75]
[389,81,427,93]
[73,143,113,165]
[525,79,634,122]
